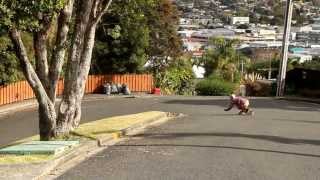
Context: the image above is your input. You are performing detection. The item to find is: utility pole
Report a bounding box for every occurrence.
[241,58,244,75]
[268,48,272,80]
[276,0,293,97]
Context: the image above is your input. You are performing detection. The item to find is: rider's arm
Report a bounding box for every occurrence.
[224,103,233,111]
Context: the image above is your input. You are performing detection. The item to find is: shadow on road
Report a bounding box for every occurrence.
[131,132,320,146]
[272,118,320,124]
[164,99,320,112]
[116,144,320,158]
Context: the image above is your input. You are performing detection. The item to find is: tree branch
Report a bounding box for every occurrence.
[48,0,75,102]
[9,28,52,106]
[92,0,113,25]
[34,14,52,92]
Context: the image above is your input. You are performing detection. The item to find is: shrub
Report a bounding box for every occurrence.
[240,72,272,96]
[156,56,195,95]
[159,67,195,95]
[0,35,23,85]
[246,80,272,96]
[299,89,320,98]
[195,78,236,96]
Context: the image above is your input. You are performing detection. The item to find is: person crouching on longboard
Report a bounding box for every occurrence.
[224,94,253,115]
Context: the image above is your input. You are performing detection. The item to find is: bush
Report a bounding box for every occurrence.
[195,78,236,96]
[270,81,277,96]
[159,67,195,95]
[0,35,23,85]
[245,80,272,96]
[156,56,195,95]
[240,72,273,96]
[299,89,320,98]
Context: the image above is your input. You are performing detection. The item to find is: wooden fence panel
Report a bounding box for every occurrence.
[0,86,3,105]
[0,74,153,106]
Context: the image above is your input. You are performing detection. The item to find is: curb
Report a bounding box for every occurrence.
[97,112,180,146]
[35,112,182,179]
[0,100,38,117]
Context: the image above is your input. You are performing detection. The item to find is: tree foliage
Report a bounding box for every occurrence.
[146,0,183,73]
[0,0,65,31]
[294,57,320,71]
[91,0,154,74]
[1,0,114,140]
[0,34,22,85]
[91,0,182,74]
[147,0,182,58]
[200,37,248,82]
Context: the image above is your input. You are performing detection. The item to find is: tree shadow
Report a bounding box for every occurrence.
[116,144,320,158]
[131,132,320,146]
[272,118,320,124]
[206,113,240,117]
[164,98,320,112]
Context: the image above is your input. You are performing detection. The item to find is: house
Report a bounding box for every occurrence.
[296,17,320,44]
[230,17,250,25]
[190,28,235,43]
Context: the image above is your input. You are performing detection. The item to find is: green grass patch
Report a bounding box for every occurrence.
[72,111,166,139]
[0,154,53,164]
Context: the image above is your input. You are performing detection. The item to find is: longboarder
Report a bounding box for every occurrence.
[224,94,254,115]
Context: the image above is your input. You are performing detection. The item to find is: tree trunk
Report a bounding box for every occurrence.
[55,0,111,136]
[48,0,75,102]
[9,0,113,140]
[10,28,56,140]
[56,25,99,136]
[38,100,57,140]
[55,0,96,136]
[34,27,50,93]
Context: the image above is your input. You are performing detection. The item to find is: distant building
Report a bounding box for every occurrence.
[190,28,235,43]
[296,31,320,44]
[299,25,313,32]
[296,18,320,44]
[247,41,283,48]
[230,17,249,25]
[289,47,305,54]
[258,29,276,36]
[178,30,197,38]
[312,17,320,30]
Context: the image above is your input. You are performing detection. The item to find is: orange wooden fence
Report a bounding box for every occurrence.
[0,74,153,106]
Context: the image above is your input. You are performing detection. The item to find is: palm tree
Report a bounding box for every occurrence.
[201,37,247,82]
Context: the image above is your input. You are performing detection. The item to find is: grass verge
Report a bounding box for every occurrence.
[0,154,54,164]
[0,111,167,164]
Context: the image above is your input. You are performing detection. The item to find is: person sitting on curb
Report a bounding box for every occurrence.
[224,94,253,115]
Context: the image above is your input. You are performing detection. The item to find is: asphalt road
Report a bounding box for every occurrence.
[40,96,320,180]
